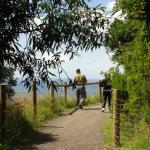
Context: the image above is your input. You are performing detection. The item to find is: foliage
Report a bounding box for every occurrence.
[84,93,100,105]
[0,0,107,88]
[104,0,150,149]
[100,67,116,80]
[101,118,113,148]
[102,118,150,150]
[4,102,34,150]
[105,0,150,120]
[0,67,17,97]
[123,123,150,150]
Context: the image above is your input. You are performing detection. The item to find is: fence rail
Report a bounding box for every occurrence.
[50,81,102,105]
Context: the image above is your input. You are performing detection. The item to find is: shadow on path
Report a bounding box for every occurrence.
[60,108,79,116]
[83,107,111,113]
[25,131,59,150]
[68,108,79,115]
[83,107,101,110]
[41,125,64,128]
[61,106,102,115]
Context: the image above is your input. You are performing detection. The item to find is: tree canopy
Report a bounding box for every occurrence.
[0,0,107,88]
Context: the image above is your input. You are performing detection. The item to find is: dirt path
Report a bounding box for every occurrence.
[26,105,110,150]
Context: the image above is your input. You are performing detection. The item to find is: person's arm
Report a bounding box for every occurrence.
[84,75,87,84]
[81,75,87,84]
[72,77,77,89]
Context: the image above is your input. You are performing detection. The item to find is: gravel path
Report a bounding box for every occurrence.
[27,105,110,150]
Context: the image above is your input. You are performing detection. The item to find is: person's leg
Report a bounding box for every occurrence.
[76,88,80,107]
[108,92,111,110]
[79,87,86,108]
[102,92,107,111]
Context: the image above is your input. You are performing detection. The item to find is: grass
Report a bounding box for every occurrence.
[101,117,113,149]
[101,117,150,150]
[1,93,100,150]
[122,123,150,150]
[85,94,101,105]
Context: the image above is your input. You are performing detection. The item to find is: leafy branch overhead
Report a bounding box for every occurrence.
[0,0,107,87]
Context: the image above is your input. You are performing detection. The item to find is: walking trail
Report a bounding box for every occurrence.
[26,105,110,150]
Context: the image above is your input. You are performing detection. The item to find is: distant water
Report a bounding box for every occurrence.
[14,79,101,96]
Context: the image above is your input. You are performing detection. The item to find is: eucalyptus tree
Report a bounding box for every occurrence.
[0,0,106,88]
[105,0,150,122]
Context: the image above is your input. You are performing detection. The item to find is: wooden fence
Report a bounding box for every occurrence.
[50,81,103,105]
[113,89,121,149]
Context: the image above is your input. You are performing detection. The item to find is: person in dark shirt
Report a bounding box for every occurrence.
[100,77,112,112]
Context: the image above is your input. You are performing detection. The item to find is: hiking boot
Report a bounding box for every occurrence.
[101,108,105,112]
[79,105,83,109]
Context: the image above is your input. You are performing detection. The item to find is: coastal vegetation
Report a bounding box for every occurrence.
[0,93,100,150]
[0,0,150,149]
[102,0,150,149]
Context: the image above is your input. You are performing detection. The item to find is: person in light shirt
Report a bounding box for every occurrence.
[73,69,87,109]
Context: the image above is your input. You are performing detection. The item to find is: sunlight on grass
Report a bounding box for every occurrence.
[101,118,113,149]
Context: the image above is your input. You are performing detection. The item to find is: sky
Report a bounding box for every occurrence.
[60,0,116,80]
[88,0,115,9]
[15,0,116,81]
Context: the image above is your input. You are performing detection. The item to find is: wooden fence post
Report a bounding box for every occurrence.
[113,89,121,149]
[32,80,37,119]
[50,83,55,101]
[0,84,6,143]
[50,83,55,111]
[64,82,67,106]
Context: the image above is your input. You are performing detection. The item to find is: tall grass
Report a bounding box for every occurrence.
[101,117,113,149]
[1,93,100,150]
[122,122,150,150]
[85,94,101,105]
[101,118,150,150]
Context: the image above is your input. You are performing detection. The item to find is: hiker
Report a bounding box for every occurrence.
[100,76,112,112]
[73,69,87,109]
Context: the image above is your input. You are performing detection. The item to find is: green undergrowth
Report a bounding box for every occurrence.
[1,94,100,150]
[101,118,150,150]
[85,94,101,105]
[101,117,113,149]
[122,122,150,150]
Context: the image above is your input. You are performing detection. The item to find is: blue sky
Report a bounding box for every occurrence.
[16,0,116,80]
[88,0,113,7]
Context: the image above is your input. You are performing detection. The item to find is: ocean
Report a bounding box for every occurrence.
[14,79,101,97]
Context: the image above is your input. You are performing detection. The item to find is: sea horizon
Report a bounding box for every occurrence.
[14,78,102,97]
